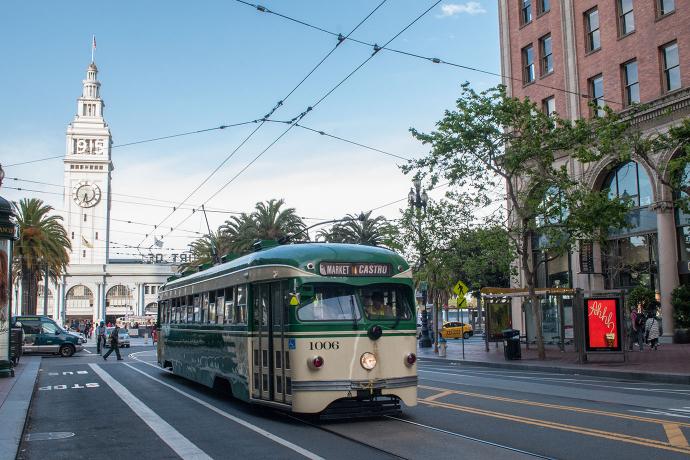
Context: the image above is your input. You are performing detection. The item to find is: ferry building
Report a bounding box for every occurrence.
[23,58,177,325]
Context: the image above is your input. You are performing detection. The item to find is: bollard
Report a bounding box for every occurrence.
[438,335,447,358]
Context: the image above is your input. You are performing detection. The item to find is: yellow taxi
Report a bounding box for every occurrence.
[441,321,473,340]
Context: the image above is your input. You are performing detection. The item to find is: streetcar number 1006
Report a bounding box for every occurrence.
[309,341,340,350]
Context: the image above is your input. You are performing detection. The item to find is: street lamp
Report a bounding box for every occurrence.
[0,163,19,377]
[409,178,432,348]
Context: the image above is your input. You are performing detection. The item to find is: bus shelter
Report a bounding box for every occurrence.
[480,287,627,362]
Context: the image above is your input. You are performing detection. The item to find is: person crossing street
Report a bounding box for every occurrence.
[103,324,123,360]
[96,321,107,354]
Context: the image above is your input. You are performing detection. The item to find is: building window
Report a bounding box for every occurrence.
[658,0,675,16]
[537,0,550,15]
[522,44,535,84]
[542,96,555,115]
[661,41,681,92]
[83,213,87,222]
[71,232,74,240]
[585,8,600,52]
[622,60,640,106]
[83,250,86,258]
[540,34,553,75]
[145,286,150,295]
[618,0,635,36]
[95,231,98,240]
[520,0,532,25]
[589,74,605,117]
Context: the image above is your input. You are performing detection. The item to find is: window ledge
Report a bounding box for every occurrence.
[519,20,533,30]
[522,81,536,88]
[536,9,550,19]
[617,30,635,41]
[655,10,676,22]
[540,71,554,80]
[585,47,602,57]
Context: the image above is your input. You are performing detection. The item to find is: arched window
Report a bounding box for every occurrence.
[106,285,134,315]
[604,161,653,207]
[66,285,94,317]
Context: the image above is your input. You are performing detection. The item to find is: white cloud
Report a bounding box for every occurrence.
[440,2,487,17]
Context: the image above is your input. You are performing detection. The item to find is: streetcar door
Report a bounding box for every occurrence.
[271,281,290,404]
[252,284,272,400]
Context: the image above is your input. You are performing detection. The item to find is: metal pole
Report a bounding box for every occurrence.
[43,262,49,316]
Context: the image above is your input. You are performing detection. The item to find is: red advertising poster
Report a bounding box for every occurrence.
[585,298,620,350]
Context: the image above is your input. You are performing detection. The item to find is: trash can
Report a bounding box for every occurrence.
[502,328,521,360]
[10,326,23,365]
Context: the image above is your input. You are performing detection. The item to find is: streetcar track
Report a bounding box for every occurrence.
[279,413,410,460]
[384,415,557,459]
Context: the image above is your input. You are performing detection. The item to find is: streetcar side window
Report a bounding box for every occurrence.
[186,295,194,323]
[235,285,247,325]
[209,291,217,324]
[216,293,225,325]
[224,287,235,324]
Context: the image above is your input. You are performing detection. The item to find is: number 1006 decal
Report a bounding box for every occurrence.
[309,341,340,350]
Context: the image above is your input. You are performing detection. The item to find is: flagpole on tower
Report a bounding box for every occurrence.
[91,35,96,63]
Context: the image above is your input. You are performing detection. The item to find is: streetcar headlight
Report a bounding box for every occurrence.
[360,352,377,370]
[405,353,417,366]
[308,355,324,370]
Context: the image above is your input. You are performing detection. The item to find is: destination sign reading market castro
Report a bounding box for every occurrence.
[319,262,391,277]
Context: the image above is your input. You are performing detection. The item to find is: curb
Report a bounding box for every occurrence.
[0,356,41,460]
[419,356,690,385]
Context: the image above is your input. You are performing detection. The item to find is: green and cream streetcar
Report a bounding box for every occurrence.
[157,242,418,417]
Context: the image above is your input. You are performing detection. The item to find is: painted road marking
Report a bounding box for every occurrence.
[89,364,213,460]
[663,424,689,447]
[419,384,690,429]
[629,409,690,420]
[420,398,690,455]
[423,390,456,402]
[39,383,99,390]
[123,363,324,460]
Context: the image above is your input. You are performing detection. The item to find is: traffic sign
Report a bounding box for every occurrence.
[452,280,468,296]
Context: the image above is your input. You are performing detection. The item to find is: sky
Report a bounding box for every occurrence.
[0,0,501,260]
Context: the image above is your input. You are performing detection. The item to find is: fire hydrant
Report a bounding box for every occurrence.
[438,334,447,358]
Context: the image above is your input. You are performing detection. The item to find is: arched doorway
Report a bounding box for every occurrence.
[601,161,659,290]
[66,285,94,324]
[36,285,54,317]
[145,302,158,316]
[106,285,133,325]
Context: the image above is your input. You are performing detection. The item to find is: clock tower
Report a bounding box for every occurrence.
[64,60,112,265]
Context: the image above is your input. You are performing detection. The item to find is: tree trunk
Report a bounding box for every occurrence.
[521,226,546,360]
[21,270,38,315]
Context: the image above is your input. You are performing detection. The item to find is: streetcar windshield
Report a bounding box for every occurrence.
[297,284,413,322]
[297,285,361,322]
[358,285,412,320]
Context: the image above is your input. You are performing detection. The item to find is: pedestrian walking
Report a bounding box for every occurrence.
[96,321,107,354]
[628,306,637,351]
[103,324,123,360]
[634,308,646,351]
[645,305,661,350]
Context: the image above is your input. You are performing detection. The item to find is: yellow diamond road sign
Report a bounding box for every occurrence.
[453,280,468,296]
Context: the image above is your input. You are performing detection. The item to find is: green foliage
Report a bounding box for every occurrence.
[13,198,71,314]
[316,211,395,248]
[671,285,690,329]
[626,286,656,311]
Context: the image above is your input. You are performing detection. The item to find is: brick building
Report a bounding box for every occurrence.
[497,0,689,341]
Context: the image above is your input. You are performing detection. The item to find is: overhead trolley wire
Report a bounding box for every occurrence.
[146,0,392,246]
[233,0,624,106]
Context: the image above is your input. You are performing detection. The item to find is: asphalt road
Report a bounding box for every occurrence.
[16,345,690,460]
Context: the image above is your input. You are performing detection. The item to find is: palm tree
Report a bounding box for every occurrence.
[252,199,306,241]
[180,230,229,272]
[13,198,71,315]
[317,211,392,247]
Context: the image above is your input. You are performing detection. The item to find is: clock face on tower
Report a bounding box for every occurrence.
[73,182,101,208]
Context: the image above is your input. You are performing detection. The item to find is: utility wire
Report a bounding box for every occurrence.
[137,1,389,250]
[149,1,393,246]
[233,0,623,106]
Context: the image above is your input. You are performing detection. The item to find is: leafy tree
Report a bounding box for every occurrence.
[406,84,632,359]
[672,285,690,329]
[13,198,71,315]
[316,211,394,247]
[180,231,229,272]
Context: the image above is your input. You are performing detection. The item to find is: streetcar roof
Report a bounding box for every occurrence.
[163,243,409,290]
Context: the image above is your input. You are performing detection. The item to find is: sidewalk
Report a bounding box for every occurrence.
[417,338,690,384]
[0,356,41,460]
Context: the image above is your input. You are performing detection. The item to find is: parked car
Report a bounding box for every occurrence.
[105,327,131,348]
[441,321,474,340]
[67,329,86,344]
[11,315,83,357]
